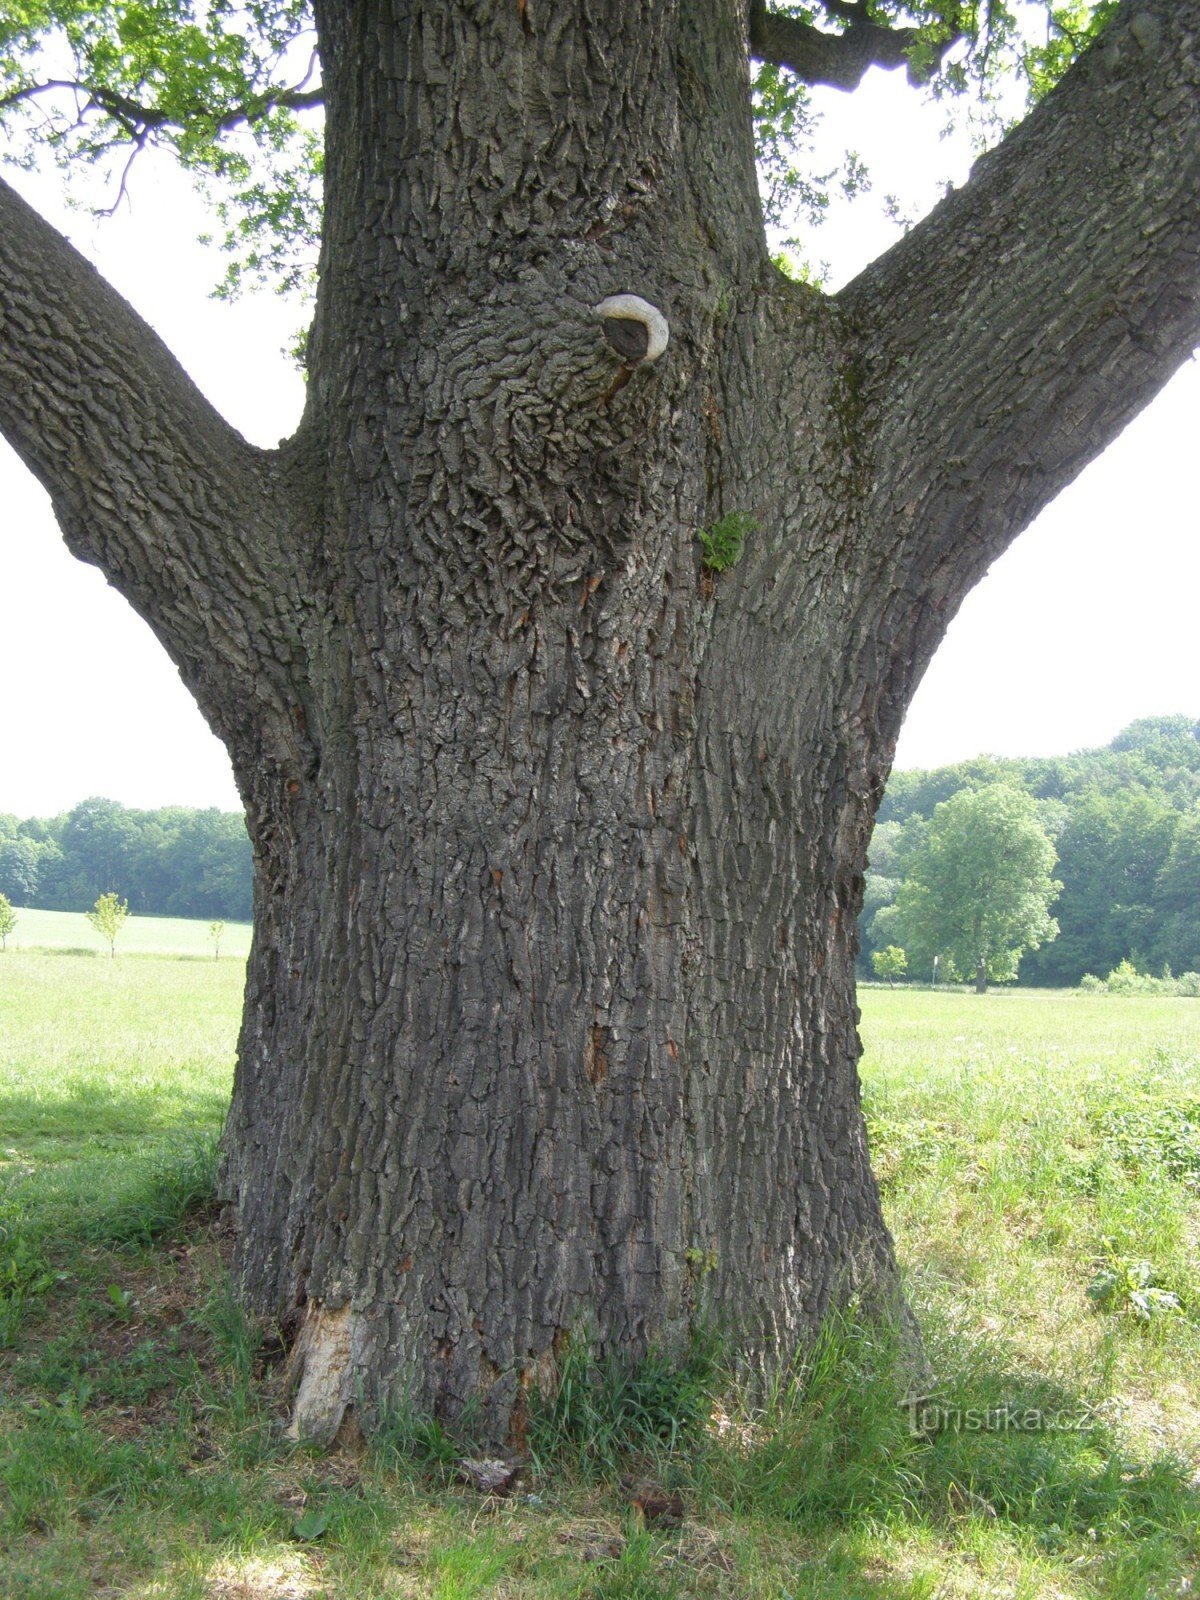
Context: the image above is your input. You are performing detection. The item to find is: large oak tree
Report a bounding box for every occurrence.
[1,1,1197,1444]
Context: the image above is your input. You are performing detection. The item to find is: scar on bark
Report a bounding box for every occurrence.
[584,1020,609,1087]
[285,1301,357,1446]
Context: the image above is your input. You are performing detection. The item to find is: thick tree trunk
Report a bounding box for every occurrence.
[218,82,902,1437]
[215,0,915,1445]
[975,959,988,996]
[222,403,897,1440]
[222,569,894,1440]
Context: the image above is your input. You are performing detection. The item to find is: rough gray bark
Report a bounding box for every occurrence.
[1,0,1197,1444]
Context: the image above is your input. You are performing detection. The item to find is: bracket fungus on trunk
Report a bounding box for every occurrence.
[594,293,670,365]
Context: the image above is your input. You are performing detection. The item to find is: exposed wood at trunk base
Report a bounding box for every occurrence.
[285,1303,356,1446]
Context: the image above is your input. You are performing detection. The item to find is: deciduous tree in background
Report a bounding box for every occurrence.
[0,837,40,904]
[85,892,129,960]
[1154,810,1200,976]
[0,893,16,951]
[871,946,908,987]
[0,2,1196,1443]
[866,719,1200,983]
[1046,788,1178,981]
[892,785,1061,993]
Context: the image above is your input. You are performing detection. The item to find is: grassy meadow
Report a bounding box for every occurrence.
[3,905,253,959]
[1,946,1199,1598]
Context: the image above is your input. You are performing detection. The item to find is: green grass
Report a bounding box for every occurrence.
[2,963,1199,1598]
[2,904,253,958]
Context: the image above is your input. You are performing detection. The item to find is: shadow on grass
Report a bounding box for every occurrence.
[370,1307,1200,1596]
[0,1084,229,1145]
[10,944,244,963]
[2,1126,221,1269]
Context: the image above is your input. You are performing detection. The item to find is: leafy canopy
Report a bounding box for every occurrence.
[1,1,1118,301]
[0,0,321,297]
[751,1,1117,235]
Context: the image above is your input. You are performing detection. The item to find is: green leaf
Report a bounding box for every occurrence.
[106,1282,134,1316]
[291,1507,329,1542]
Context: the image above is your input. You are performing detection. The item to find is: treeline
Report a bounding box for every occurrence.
[0,797,252,921]
[6,716,1198,968]
[864,715,1200,986]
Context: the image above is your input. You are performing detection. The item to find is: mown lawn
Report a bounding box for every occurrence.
[2,955,1198,1599]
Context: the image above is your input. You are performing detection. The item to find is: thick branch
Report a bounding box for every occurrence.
[834,0,1200,734]
[0,174,314,771]
[749,0,953,88]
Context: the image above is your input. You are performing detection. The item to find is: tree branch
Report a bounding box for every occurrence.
[749,0,956,88]
[0,174,316,774]
[834,0,1200,738]
[0,76,324,140]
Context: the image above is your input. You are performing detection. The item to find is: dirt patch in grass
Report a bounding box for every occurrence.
[203,1553,324,1599]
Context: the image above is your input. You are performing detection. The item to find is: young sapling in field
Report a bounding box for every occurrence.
[86,892,129,958]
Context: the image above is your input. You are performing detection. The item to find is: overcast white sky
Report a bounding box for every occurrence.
[0,61,1196,819]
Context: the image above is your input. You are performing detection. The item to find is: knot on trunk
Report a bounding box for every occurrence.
[594,294,670,365]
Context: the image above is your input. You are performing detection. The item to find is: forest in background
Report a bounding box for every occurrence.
[0,797,252,921]
[864,715,1200,986]
[2,713,1197,976]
